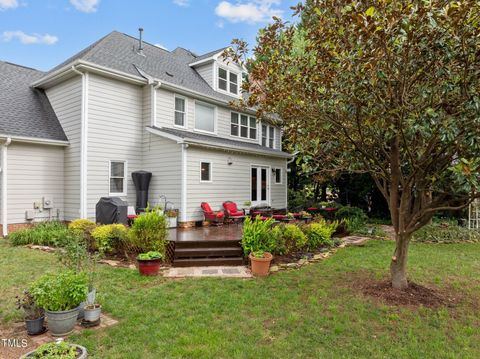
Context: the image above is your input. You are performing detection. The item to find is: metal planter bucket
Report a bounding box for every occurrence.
[84,304,101,322]
[46,307,79,337]
[78,289,96,319]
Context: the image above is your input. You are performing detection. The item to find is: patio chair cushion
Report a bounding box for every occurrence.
[201,202,213,214]
[223,201,244,217]
[272,214,288,220]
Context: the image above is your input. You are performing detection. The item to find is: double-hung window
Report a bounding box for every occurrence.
[231,112,256,140]
[261,124,276,149]
[109,161,126,195]
[195,102,216,133]
[174,95,186,127]
[218,67,239,95]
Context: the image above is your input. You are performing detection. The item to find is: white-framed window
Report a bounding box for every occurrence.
[195,101,216,133]
[174,95,186,127]
[231,112,256,140]
[109,160,127,195]
[274,168,282,184]
[261,124,276,149]
[200,161,212,182]
[218,66,239,95]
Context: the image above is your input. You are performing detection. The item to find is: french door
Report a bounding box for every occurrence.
[251,166,270,206]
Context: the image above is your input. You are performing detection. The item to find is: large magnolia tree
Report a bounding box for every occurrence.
[230,0,480,289]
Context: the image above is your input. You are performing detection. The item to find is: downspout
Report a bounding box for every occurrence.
[1,137,12,236]
[72,65,89,219]
[181,143,188,223]
[151,81,162,127]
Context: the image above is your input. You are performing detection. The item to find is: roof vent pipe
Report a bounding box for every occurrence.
[138,27,144,55]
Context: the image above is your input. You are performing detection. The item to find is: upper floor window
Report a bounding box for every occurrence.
[261,124,275,149]
[218,67,239,95]
[174,95,186,127]
[231,112,256,140]
[195,102,216,133]
[109,160,126,196]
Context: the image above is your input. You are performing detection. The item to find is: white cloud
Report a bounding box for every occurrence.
[70,0,99,13]
[173,0,189,7]
[215,0,282,24]
[2,31,58,45]
[0,0,18,11]
[154,43,168,50]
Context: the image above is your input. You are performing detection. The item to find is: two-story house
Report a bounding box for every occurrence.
[0,31,291,235]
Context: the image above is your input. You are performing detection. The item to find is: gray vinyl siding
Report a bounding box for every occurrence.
[154,87,268,145]
[186,145,287,222]
[45,76,82,220]
[195,63,214,88]
[142,133,182,211]
[7,143,64,223]
[86,74,143,219]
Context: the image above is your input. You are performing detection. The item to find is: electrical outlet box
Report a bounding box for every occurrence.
[25,210,35,221]
[43,197,53,209]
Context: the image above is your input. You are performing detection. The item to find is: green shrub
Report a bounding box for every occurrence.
[303,220,338,250]
[241,216,275,255]
[30,271,88,312]
[413,223,480,243]
[335,206,367,221]
[343,216,367,234]
[9,221,69,247]
[271,224,308,255]
[31,341,78,359]
[129,208,168,255]
[91,224,129,254]
[68,219,96,234]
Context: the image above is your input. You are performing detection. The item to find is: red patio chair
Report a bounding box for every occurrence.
[201,202,224,224]
[222,201,245,223]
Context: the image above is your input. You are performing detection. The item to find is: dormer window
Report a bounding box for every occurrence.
[218,67,239,95]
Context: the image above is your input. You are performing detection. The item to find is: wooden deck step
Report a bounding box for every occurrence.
[173,257,244,267]
[174,247,243,258]
[175,240,241,249]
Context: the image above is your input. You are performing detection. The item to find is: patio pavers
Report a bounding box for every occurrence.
[163,266,252,278]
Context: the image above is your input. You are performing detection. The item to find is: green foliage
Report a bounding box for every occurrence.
[137,251,163,260]
[271,224,308,255]
[30,271,88,312]
[32,341,78,359]
[303,220,338,250]
[413,223,480,244]
[9,221,69,247]
[335,206,367,221]
[129,208,168,255]
[68,219,96,234]
[241,216,275,255]
[91,224,129,254]
[343,216,367,234]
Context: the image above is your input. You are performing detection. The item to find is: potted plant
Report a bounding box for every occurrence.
[16,290,45,335]
[243,201,252,215]
[21,340,87,359]
[165,209,178,228]
[137,251,163,276]
[241,216,275,276]
[30,271,88,337]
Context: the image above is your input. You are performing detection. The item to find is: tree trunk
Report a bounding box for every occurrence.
[390,232,411,289]
[321,185,327,201]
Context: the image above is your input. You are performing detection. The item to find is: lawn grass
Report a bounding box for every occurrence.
[1,240,479,358]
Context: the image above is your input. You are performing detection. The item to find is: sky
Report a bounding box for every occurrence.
[0,0,299,71]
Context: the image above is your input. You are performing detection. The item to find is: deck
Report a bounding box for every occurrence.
[166,225,244,267]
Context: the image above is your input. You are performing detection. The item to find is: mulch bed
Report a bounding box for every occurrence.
[358,279,459,308]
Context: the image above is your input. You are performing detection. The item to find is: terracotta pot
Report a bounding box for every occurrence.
[137,258,161,276]
[249,252,273,277]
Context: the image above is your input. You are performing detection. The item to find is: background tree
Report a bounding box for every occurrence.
[229,0,480,289]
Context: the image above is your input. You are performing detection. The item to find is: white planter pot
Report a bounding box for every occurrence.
[84,304,101,322]
[167,217,177,228]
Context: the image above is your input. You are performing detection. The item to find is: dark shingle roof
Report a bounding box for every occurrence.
[151,126,291,158]
[189,47,228,64]
[0,61,68,142]
[43,31,238,103]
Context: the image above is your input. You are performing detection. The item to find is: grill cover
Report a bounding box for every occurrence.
[131,170,152,212]
[95,197,128,225]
